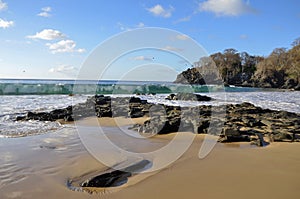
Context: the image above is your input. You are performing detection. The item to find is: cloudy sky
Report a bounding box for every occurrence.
[0,0,299,80]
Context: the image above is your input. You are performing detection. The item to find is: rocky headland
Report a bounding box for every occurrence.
[174,39,300,90]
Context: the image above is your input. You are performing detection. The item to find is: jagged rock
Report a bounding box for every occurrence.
[174,68,206,85]
[16,95,152,121]
[135,101,300,145]
[165,93,212,101]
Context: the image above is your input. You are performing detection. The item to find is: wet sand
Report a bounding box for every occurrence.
[1,117,300,199]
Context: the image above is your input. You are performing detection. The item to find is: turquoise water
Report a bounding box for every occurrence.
[0,79,263,95]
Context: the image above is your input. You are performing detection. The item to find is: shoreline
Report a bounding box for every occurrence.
[1,117,300,198]
[0,93,299,198]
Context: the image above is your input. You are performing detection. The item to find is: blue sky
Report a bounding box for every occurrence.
[0,0,299,80]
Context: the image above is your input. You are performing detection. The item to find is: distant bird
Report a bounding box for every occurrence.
[23,70,26,73]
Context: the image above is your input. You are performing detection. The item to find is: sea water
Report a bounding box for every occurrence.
[0,79,299,138]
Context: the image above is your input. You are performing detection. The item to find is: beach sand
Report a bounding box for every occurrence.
[0,117,300,199]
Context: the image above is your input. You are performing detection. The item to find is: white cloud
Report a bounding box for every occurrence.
[174,16,191,24]
[49,65,77,73]
[175,34,189,40]
[46,39,85,54]
[0,18,13,28]
[38,6,52,17]
[0,0,7,11]
[117,22,146,31]
[42,7,51,12]
[147,4,174,18]
[28,29,85,54]
[163,46,183,52]
[27,29,65,40]
[199,0,257,16]
[136,22,145,28]
[38,12,51,17]
[131,56,154,61]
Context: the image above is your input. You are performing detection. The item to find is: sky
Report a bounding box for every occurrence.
[0,0,299,80]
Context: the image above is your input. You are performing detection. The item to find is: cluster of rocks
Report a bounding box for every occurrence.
[16,93,212,122]
[16,105,73,122]
[16,94,300,145]
[219,103,300,145]
[131,102,300,146]
[16,95,151,122]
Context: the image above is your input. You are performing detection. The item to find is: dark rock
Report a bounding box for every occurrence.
[135,101,300,146]
[223,127,240,136]
[40,145,57,150]
[81,170,131,188]
[165,93,176,100]
[129,97,142,103]
[283,79,297,89]
[166,93,212,102]
[177,93,212,101]
[16,115,26,121]
[174,67,206,85]
[81,160,151,188]
[64,115,74,122]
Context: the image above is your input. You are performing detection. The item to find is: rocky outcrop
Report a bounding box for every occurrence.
[16,106,73,122]
[16,95,300,145]
[132,102,300,145]
[16,95,151,122]
[174,66,300,90]
[174,68,206,85]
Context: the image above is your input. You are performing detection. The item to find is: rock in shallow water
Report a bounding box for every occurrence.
[165,93,212,101]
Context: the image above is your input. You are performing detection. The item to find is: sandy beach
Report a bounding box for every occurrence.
[1,117,300,199]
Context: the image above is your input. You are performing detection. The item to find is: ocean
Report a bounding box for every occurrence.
[0,79,299,138]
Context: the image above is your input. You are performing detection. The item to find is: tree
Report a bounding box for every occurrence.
[176,37,300,89]
[292,37,300,47]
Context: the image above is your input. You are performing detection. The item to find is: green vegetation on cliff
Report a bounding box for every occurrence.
[175,38,300,90]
